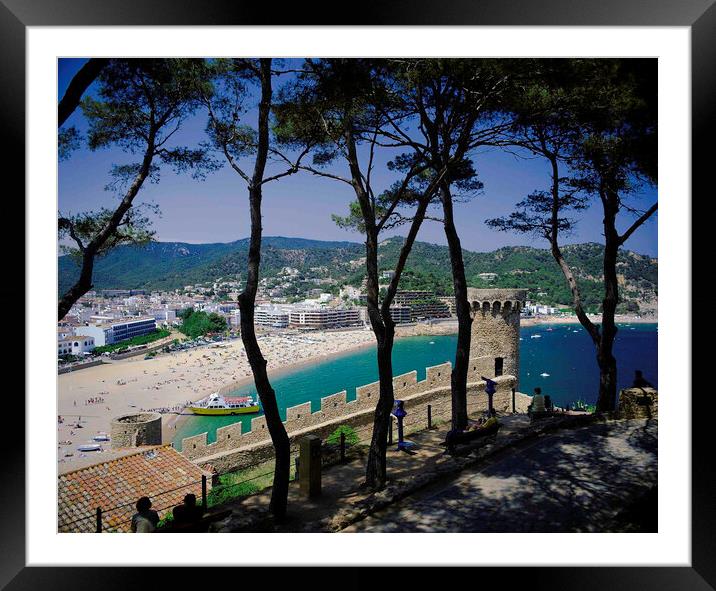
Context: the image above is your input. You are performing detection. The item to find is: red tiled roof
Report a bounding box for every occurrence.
[58,445,210,533]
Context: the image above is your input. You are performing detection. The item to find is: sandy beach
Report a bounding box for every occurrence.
[520,313,657,327]
[57,329,379,471]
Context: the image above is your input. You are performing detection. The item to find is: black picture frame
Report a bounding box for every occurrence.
[4,1,706,588]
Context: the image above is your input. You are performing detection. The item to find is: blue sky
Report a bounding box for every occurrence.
[58,59,658,257]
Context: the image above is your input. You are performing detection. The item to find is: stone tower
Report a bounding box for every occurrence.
[110,412,162,449]
[467,288,527,387]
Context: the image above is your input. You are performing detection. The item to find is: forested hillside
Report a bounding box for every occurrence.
[59,236,657,313]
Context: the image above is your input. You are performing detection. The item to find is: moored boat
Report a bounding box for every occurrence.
[188,392,260,416]
[77,443,101,452]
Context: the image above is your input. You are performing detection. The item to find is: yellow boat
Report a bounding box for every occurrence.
[188,392,260,416]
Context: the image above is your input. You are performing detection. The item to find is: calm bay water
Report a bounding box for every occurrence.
[173,322,657,449]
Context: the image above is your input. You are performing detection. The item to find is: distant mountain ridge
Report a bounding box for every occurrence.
[58,236,658,313]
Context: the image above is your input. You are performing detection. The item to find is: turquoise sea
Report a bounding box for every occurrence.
[173,322,657,449]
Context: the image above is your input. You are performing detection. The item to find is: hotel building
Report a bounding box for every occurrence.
[81,316,157,347]
[288,307,362,330]
[389,305,412,324]
[254,306,290,328]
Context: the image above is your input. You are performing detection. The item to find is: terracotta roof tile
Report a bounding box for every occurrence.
[58,445,211,533]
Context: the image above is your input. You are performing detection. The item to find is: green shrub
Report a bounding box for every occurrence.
[207,481,261,507]
[326,425,359,447]
[179,309,227,339]
[569,398,596,413]
[157,511,174,529]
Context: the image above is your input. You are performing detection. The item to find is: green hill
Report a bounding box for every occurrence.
[58,236,657,313]
[378,239,657,313]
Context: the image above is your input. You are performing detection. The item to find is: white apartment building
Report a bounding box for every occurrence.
[58,335,95,356]
[254,306,290,328]
[58,327,74,341]
[67,306,95,323]
[150,308,177,326]
[81,316,157,347]
[89,314,117,323]
[288,307,361,329]
[524,303,557,316]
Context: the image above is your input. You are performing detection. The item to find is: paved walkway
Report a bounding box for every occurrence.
[218,413,530,531]
[343,419,657,532]
[216,415,657,533]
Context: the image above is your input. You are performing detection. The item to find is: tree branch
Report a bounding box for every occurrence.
[58,58,109,127]
[58,217,86,252]
[618,202,658,245]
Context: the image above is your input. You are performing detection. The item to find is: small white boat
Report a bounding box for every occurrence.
[530,334,542,339]
[77,444,101,452]
[429,341,435,345]
[540,372,550,377]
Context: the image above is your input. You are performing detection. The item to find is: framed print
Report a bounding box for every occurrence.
[3,0,709,588]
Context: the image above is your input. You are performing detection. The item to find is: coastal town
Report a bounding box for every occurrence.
[57,281,658,534]
[54,57,659,537]
[57,277,654,472]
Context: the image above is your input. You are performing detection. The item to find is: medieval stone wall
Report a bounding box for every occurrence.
[180,288,529,473]
[181,363,518,472]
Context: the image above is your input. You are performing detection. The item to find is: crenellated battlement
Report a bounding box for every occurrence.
[180,360,470,462]
[468,288,527,316]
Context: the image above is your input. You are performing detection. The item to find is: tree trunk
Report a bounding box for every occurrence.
[360,194,395,488]
[363,190,435,487]
[364,324,395,489]
[236,59,291,521]
[596,344,618,412]
[238,290,290,519]
[596,191,621,412]
[440,183,472,431]
[58,250,95,321]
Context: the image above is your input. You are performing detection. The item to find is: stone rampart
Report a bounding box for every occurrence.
[181,362,518,473]
[618,387,658,419]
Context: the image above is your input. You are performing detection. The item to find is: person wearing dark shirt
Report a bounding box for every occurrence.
[172,494,204,529]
